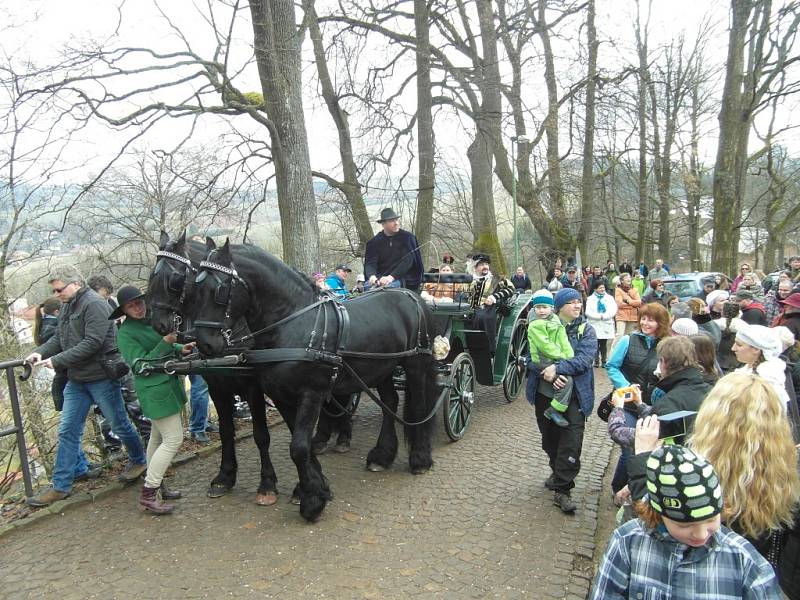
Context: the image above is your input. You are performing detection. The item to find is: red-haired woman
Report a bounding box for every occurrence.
[605,302,671,493]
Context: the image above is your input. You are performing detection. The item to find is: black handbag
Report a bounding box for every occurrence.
[101,352,130,381]
[595,391,614,421]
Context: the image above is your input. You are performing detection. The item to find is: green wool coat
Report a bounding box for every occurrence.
[117,317,186,420]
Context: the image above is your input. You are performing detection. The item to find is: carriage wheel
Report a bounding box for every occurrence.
[502,320,529,403]
[442,353,476,441]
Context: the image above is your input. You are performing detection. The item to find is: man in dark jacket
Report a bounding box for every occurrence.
[511,267,532,291]
[619,259,634,276]
[526,287,597,513]
[735,289,768,326]
[24,266,146,507]
[364,207,423,292]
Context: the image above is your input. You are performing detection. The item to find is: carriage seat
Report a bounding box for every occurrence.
[420,272,473,305]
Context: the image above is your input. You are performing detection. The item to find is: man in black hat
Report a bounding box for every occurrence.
[364,207,423,292]
[467,254,514,353]
[735,289,768,326]
[325,264,352,298]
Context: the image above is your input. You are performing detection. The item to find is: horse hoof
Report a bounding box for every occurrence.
[410,466,430,475]
[312,442,328,455]
[290,494,302,505]
[255,492,278,506]
[332,442,351,454]
[207,484,233,498]
[367,463,385,472]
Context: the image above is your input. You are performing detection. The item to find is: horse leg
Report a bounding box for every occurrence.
[403,357,435,474]
[246,384,278,506]
[289,390,329,522]
[366,378,399,472]
[333,406,353,454]
[269,392,303,505]
[206,381,237,497]
[311,404,334,455]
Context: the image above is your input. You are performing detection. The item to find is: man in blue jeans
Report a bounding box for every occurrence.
[25,265,147,507]
[188,374,218,443]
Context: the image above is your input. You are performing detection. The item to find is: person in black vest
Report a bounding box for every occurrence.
[364,207,423,292]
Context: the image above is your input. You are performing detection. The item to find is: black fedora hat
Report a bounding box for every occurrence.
[473,253,491,265]
[109,285,146,319]
[376,207,401,223]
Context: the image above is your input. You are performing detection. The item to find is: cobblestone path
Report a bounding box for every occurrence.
[2,374,613,599]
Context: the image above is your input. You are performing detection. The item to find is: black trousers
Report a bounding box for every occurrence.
[471,306,498,351]
[534,391,585,493]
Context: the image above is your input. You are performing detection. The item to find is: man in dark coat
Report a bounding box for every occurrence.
[736,289,768,326]
[364,207,423,292]
[526,287,597,514]
[466,254,515,352]
[511,267,532,291]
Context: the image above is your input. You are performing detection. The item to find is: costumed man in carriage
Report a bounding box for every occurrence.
[467,254,515,356]
[364,207,424,293]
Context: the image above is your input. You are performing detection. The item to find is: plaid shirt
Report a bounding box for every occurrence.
[590,519,780,600]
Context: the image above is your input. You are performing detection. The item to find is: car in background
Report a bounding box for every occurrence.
[661,271,727,302]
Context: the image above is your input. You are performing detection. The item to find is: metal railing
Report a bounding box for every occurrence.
[0,359,33,497]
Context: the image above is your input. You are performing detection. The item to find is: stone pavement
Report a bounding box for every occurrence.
[2,373,613,599]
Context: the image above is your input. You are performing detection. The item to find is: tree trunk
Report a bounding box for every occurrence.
[711,0,751,275]
[577,0,597,260]
[471,0,506,274]
[634,10,649,264]
[413,0,436,269]
[686,86,702,271]
[304,0,373,256]
[250,0,320,273]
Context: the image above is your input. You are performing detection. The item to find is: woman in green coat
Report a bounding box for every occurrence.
[113,285,190,514]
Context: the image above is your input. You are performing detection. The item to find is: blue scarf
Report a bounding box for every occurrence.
[595,291,607,313]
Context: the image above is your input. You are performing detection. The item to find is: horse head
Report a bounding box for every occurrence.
[193,238,253,356]
[146,230,199,336]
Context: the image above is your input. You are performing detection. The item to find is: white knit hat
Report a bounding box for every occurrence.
[671,318,699,336]
[706,290,730,311]
[735,324,783,359]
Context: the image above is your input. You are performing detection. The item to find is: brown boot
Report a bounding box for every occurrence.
[138,485,174,514]
[159,482,182,500]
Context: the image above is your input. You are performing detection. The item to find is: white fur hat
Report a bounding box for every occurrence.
[735,324,783,359]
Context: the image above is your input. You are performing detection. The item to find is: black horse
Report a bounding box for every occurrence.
[146,232,279,505]
[191,239,438,522]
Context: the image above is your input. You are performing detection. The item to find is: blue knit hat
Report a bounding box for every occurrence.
[554,287,581,312]
[532,289,554,307]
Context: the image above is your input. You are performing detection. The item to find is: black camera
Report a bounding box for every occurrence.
[657,410,697,441]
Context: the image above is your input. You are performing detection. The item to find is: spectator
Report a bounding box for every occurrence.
[562,266,584,298]
[115,285,191,514]
[354,273,366,293]
[606,302,670,492]
[24,265,146,507]
[591,443,781,600]
[732,324,794,410]
[765,279,793,325]
[604,261,619,290]
[585,280,617,368]
[526,289,574,428]
[33,297,61,346]
[642,279,675,309]
[697,277,716,301]
[647,258,669,282]
[637,259,649,279]
[739,272,765,302]
[87,274,119,312]
[313,272,328,290]
[716,301,746,374]
[735,289,768,326]
[631,270,646,297]
[706,289,730,319]
[364,207,423,292]
[546,267,564,292]
[618,258,634,276]
[613,273,642,343]
[511,266,532,291]
[774,291,800,340]
[466,254,514,353]
[690,334,723,384]
[669,301,691,320]
[788,255,800,283]
[421,264,465,302]
[670,318,698,337]
[714,273,731,291]
[587,266,608,293]
[324,264,352,298]
[730,262,753,292]
[526,287,597,514]
[686,297,722,348]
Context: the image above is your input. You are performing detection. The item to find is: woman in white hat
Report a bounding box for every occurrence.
[732,324,794,411]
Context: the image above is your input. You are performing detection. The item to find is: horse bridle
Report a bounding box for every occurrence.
[150,250,197,333]
[193,259,250,346]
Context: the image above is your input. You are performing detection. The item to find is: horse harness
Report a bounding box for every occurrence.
[192,259,434,388]
[150,250,198,332]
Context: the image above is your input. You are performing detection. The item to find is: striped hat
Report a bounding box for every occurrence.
[646,445,723,523]
[532,289,554,307]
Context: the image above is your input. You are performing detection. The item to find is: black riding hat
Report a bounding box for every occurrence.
[377,207,401,223]
[109,285,145,320]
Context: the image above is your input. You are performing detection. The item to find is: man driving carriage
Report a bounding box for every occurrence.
[364,207,424,292]
[467,254,515,355]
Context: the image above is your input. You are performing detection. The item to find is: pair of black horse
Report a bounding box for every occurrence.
[146,232,438,522]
